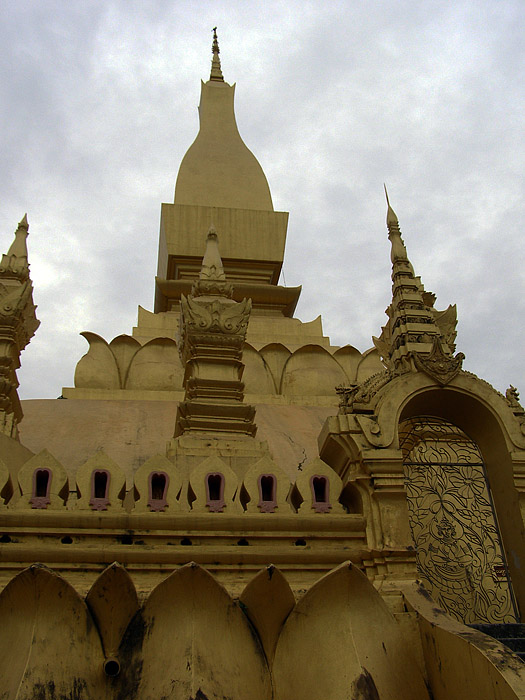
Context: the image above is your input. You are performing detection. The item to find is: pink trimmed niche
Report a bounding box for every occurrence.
[30,468,52,509]
[257,474,277,513]
[89,470,111,511]
[205,472,225,513]
[148,471,170,512]
[310,475,331,513]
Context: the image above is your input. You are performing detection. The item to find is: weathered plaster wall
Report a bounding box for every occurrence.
[19,399,334,481]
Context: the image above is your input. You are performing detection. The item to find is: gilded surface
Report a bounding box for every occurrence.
[400,416,517,624]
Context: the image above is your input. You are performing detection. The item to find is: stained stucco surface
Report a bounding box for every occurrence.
[19,399,334,481]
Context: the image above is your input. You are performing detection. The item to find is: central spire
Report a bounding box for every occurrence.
[210,27,224,82]
[173,29,273,211]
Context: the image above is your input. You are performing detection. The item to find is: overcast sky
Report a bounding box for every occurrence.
[0,0,523,400]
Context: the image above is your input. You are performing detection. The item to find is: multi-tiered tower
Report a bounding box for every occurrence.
[0,30,524,700]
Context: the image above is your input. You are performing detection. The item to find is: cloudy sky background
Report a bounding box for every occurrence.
[0,0,523,400]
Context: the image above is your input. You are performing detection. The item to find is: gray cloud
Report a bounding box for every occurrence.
[0,0,523,400]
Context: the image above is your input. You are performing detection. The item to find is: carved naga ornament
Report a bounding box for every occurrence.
[180,294,251,336]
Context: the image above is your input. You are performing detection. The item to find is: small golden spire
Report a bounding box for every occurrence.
[199,225,226,280]
[210,27,224,82]
[384,184,400,232]
[7,214,29,260]
[384,185,408,263]
[0,213,30,278]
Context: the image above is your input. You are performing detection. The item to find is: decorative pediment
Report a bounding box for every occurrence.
[188,456,242,514]
[242,456,292,513]
[133,454,182,513]
[75,451,126,511]
[413,337,465,385]
[294,457,344,514]
[13,449,68,510]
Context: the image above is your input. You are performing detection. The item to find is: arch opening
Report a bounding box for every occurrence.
[206,473,225,513]
[31,468,51,509]
[311,475,331,513]
[400,414,518,624]
[399,387,525,620]
[257,474,277,513]
[148,471,169,512]
[90,470,111,511]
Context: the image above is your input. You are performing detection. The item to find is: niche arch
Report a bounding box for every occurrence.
[396,381,525,620]
[75,451,126,511]
[133,454,182,513]
[13,450,68,510]
[319,369,525,619]
[399,413,518,623]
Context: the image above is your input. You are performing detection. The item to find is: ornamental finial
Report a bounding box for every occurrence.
[210,27,224,82]
[384,185,407,264]
[384,184,400,233]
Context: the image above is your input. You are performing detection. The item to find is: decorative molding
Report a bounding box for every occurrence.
[413,337,465,385]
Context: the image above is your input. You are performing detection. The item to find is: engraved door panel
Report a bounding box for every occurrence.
[399,416,518,624]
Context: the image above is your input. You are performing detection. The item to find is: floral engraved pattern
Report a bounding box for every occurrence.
[399,416,517,624]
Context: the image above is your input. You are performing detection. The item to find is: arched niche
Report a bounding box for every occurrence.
[399,386,525,621]
[242,344,276,395]
[75,451,126,511]
[125,337,183,391]
[339,479,364,515]
[13,450,68,510]
[281,345,347,397]
[133,454,182,513]
[259,343,292,394]
[294,457,344,515]
[188,456,242,514]
[242,456,292,513]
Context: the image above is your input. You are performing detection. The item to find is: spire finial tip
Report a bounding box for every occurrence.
[384,184,390,207]
[384,185,399,228]
[210,27,224,82]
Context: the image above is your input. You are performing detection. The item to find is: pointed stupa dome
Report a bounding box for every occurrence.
[174,29,274,211]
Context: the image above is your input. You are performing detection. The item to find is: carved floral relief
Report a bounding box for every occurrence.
[400,416,517,624]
